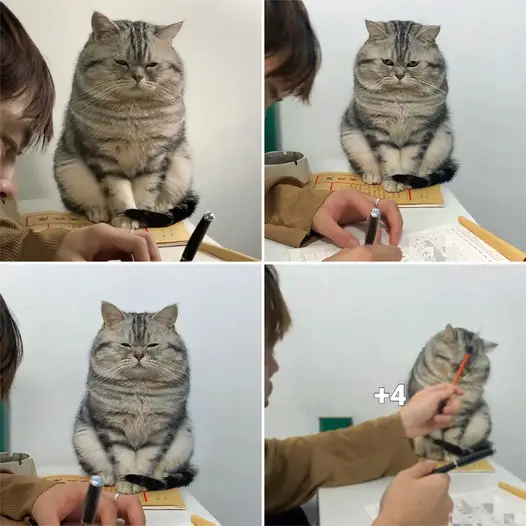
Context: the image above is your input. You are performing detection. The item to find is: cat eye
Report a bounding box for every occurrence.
[120,343,132,348]
[407,61,420,67]
[382,59,394,66]
[145,62,158,69]
[114,60,129,67]
[147,343,159,348]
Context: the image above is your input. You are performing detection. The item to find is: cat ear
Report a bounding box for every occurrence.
[443,324,456,340]
[155,21,184,42]
[153,304,179,327]
[91,12,120,37]
[416,25,441,44]
[101,301,125,326]
[482,339,498,352]
[365,20,388,41]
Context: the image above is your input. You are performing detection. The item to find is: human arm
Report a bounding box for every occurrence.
[0,473,61,521]
[264,413,417,514]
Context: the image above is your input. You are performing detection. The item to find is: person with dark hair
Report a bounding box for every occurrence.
[0,293,147,524]
[0,2,161,262]
[264,265,460,525]
[264,1,403,262]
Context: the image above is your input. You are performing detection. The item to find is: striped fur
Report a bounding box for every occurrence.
[72,301,197,494]
[341,20,459,192]
[54,12,198,230]
[407,324,497,461]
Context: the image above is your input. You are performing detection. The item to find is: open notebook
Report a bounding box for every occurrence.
[15,211,257,262]
[288,222,512,263]
[310,172,445,207]
[41,474,185,510]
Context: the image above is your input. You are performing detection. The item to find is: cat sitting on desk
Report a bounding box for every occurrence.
[340,20,459,192]
[407,324,497,461]
[72,301,197,494]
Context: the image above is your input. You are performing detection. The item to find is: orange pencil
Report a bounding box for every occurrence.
[438,352,471,413]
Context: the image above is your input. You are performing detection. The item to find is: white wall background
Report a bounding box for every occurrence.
[265,264,526,481]
[1,263,262,526]
[6,0,262,258]
[279,0,526,251]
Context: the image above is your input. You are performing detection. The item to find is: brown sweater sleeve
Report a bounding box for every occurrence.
[0,474,61,522]
[265,413,418,514]
[0,218,68,262]
[265,175,330,247]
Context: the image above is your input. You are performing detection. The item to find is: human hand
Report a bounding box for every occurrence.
[400,383,464,439]
[374,461,452,526]
[56,223,162,262]
[312,190,403,248]
[323,245,402,262]
[31,482,146,525]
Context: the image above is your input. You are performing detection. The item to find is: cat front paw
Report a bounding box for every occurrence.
[110,215,140,230]
[115,481,142,494]
[86,207,110,224]
[362,171,382,185]
[98,472,116,487]
[382,179,409,193]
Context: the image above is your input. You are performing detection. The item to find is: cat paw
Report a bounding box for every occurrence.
[99,472,115,486]
[362,171,382,185]
[110,215,140,230]
[86,207,110,224]
[382,179,409,193]
[115,481,142,494]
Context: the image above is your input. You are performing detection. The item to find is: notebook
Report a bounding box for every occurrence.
[288,222,510,262]
[16,211,257,262]
[41,474,185,510]
[309,172,445,207]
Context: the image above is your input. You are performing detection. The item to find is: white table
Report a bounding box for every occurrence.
[40,466,220,525]
[14,198,219,262]
[264,186,475,262]
[318,461,525,526]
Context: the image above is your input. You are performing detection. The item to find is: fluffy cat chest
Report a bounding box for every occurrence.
[98,141,153,176]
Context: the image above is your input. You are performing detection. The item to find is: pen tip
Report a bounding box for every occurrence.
[90,475,104,487]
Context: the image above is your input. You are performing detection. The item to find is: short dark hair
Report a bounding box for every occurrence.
[0,294,23,399]
[0,2,55,149]
[265,0,321,102]
[265,265,292,350]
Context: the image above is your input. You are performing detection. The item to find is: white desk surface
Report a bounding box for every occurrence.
[40,465,220,526]
[264,186,474,262]
[318,461,525,526]
[14,198,219,261]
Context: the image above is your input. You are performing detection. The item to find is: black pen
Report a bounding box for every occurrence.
[180,212,215,261]
[364,207,381,245]
[81,475,104,525]
[431,445,496,474]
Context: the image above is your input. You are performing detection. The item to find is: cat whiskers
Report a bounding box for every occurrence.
[414,79,446,96]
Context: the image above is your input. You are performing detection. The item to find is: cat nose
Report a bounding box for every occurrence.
[134,351,144,361]
[395,72,405,80]
[132,73,144,83]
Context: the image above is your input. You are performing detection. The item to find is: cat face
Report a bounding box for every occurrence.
[77,12,184,101]
[90,301,188,381]
[440,324,498,369]
[355,20,447,94]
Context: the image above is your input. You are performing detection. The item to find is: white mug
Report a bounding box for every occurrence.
[264,151,312,185]
[0,452,38,477]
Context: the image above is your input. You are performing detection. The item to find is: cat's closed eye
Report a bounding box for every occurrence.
[114,59,129,67]
[407,61,419,67]
[147,343,159,348]
[145,62,158,69]
[120,342,132,348]
[382,59,394,66]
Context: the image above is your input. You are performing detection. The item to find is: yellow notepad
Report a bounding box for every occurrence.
[41,474,185,510]
[18,211,258,261]
[309,172,445,207]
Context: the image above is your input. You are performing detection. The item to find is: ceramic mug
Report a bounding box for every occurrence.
[0,452,38,477]
[264,151,312,185]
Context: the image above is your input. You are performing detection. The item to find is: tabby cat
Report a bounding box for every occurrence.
[407,324,497,461]
[54,12,198,230]
[72,301,197,494]
[340,20,458,192]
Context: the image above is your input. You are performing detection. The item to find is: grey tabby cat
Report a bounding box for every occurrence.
[341,20,458,192]
[72,301,197,494]
[407,324,497,461]
[54,12,198,230]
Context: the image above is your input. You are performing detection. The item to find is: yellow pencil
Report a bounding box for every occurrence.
[190,515,216,526]
[498,481,526,500]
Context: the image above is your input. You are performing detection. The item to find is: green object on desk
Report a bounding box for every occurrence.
[0,400,9,451]
[319,417,353,433]
[265,103,281,153]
